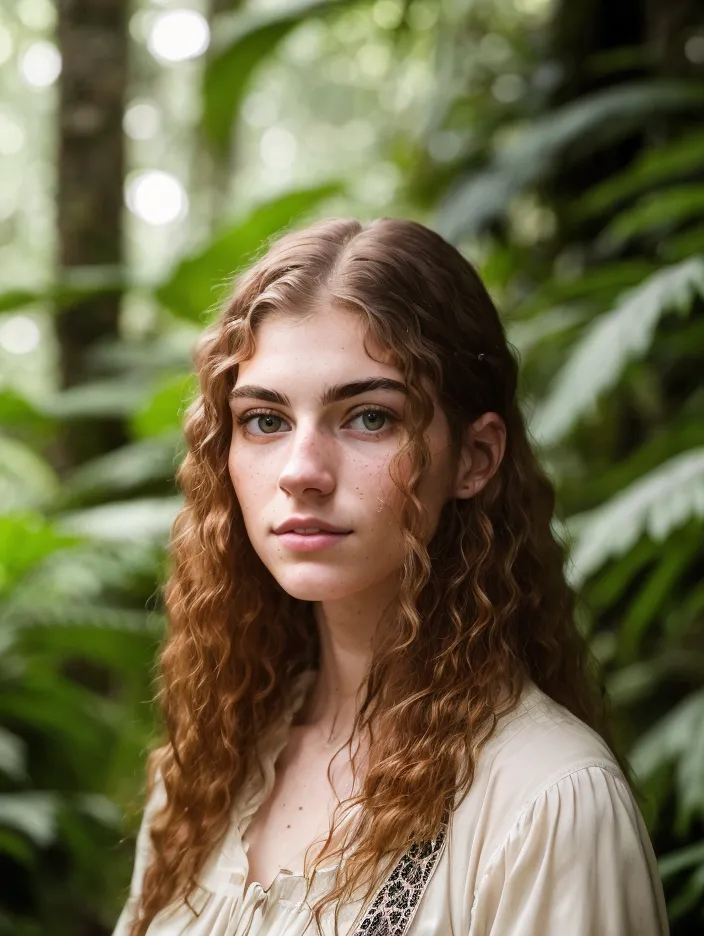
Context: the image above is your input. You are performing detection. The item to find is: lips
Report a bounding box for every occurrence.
[274,529,351,552]
[273,518,351,535]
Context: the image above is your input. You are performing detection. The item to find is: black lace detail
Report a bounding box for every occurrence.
[350,818,448,936]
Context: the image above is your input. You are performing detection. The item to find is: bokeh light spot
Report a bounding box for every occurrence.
[125,170,188,225]
[123,101,161,140]
[19,41,61,87]
[147,9,210,63]
[0,315,41,355]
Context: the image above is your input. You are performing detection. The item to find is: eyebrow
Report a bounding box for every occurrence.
[229,377,408,407]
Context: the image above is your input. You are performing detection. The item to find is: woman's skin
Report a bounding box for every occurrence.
[228,305,506,744]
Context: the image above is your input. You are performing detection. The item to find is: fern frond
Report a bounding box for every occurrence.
[530,258,704,446]
[566,448,704,583]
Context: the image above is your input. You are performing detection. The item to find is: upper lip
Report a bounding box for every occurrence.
[273,516,351,534]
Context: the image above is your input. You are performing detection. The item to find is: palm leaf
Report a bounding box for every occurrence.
[65,433,183,500]
[629,689,704,826]
[600,184,704,247]
[577,129,704,218]
[0,793,57,847]
[530,258,704,446]
[59,497,183,543]
[42,378,151,420]
[0,436,60,512]
[437,82,704,240]
[566,448,704,583]
[0,728,26,781]
[659,840,704,880]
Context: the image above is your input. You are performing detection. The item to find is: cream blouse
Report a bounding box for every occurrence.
[112,670,669,936]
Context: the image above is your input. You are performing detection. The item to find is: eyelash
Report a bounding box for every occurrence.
[234,406,399,438]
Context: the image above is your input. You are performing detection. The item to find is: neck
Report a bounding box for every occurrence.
[295,575,399,739]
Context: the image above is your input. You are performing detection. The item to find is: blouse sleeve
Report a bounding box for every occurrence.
[468,765,669,936]
[112,773,166,936]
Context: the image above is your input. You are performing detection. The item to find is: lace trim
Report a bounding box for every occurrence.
[350,817,449,936]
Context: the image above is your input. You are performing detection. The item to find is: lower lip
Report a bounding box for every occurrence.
[275,532,351,551]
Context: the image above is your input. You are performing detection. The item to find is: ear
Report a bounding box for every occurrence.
[453,412,506,500]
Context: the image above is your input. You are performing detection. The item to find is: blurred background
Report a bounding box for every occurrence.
[0,0,703,932]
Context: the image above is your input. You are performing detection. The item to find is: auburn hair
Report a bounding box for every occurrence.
[129,216,609,935]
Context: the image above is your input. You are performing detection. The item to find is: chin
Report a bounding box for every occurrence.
[271,569,364,603]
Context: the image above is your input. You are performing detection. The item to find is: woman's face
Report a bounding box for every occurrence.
[228,306,456,603]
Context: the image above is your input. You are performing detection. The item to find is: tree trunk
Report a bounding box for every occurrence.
[55,0,128,468]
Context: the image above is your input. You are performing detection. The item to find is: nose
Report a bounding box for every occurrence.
[277,422,336,498]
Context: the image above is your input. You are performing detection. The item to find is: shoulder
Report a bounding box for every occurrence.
[483,679,621,795]
[449,683,668,934]
[452,681,631,879]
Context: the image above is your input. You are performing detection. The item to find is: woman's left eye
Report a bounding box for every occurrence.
[347,409,395,433]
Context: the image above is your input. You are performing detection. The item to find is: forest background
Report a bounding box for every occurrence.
[0,0,703,933]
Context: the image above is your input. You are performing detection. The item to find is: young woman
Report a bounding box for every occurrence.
[114,217,668,936]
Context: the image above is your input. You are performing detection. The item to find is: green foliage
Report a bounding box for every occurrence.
[203,0,362,151]
[2,0,703,930]
[530,258,704,446]
[436,81,704,241]
[156,183,345,321]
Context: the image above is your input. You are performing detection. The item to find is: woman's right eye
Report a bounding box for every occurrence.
[236,411,289,435]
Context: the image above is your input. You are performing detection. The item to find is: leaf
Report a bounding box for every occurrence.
[506,306,587,356]
[130,374,197,440]
[0,673,120,781]
[514,260,656,319]
[88,329,198,376]
[600,184,704,247]
[203,0,357,151]
[629,690,704,820]
[530,258,704,446]
[0,389,55,434]
[0,828,36,868]
[73,793,123,829]
[156,183,344,321]
[659,840,704,880]
[587,535,658,611]
[606,658,670,707]
[41,378,152,420]
[660,226,704,263]
[667,861,704,920]
[0,793,57,847]
[65,433,183,500]
[0,436,60,512]
[59,497,183,543]
[437,81,704,240]
[576,129,704,218]
[16,621,162,675]
[5,600,163,635]
[0,265,140,314]
[0,727,26,780]
[0,514,80,594]
[6,536,163,606]
[566,448,704,583]
[617,529,701,658]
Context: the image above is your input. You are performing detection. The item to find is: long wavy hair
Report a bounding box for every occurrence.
[129,216,610,936]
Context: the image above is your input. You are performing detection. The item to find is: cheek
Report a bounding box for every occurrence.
[227,444,259,514]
